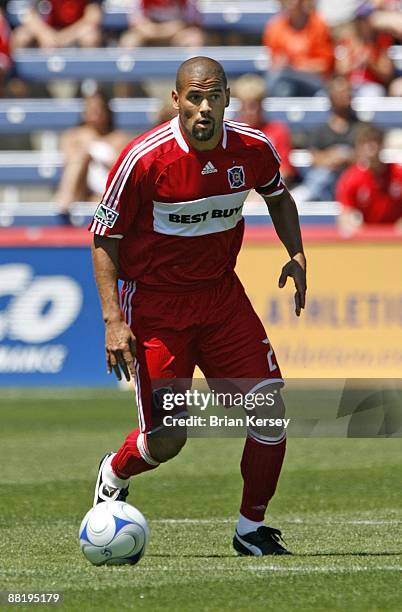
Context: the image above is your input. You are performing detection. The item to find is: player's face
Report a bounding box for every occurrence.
[172,77,230,150]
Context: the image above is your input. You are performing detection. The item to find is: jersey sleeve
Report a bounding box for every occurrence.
[88,144,143,238]
[255,139,285,198]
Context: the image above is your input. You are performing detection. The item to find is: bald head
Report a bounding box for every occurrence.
[176,56,227,93]
[172,56,229,151]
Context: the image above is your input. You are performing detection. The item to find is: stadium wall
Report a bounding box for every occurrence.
[238,228,402,379]
[0,232,112,386]
[0,227,401,385]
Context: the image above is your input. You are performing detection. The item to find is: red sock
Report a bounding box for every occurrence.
[240,435,286,521]
[111,428,159,478]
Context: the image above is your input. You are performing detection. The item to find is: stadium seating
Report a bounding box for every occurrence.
[13,46,402,82]
[13,46,271,81]
[2,147,401,188]
[1,96,401,134]
[0,197,340,228]
[0,97,161,133]
[7,0,279,33]
[2,0,401,229]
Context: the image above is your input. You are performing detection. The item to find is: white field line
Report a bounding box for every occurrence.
[243,566,402,572]
[1,566,400,576]
[144,566,401,573]
[152,518,402,526]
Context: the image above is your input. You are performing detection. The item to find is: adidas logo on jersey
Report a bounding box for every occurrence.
[201,161,218,175]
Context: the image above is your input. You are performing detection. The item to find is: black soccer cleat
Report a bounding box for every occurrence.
[93,452,129,507]
[233,526,292,556]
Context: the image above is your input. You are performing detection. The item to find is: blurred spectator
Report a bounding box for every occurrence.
[0,6,11,95]
[55,91,129,223]
[317,0,361,29]
[120,0,204,48]
[12,0,103,49]
[233,73,298,186]
[367,0,402,40]
[156,97,177,123]
[336,124,402,232]
[292,76,360,202]
[318,0,402,38]
[263,0,334,97]
[389,77,402,97]
[335,5,395,96]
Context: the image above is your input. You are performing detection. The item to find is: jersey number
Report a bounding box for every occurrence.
[264,338,278,372]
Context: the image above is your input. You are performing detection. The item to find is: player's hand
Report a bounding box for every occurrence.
[105,319,136,381]
[278,253,307,317]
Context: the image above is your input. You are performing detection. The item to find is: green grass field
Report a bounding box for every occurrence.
[0,389,401,612]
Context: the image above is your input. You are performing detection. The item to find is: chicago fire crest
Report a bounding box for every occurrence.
[227,166,245,189]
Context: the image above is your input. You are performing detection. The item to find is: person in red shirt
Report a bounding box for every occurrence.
[12,0,102,48]
[367,0,402,40]
[0,7,11,95]
[89,57,306,556]
[335,5,395,97]
[336,123,402,232]
[263,0,334,97]
[120,0,204,48]
[233,73,298,186]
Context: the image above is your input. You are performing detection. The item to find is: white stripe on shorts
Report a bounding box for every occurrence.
[134,359,145,432]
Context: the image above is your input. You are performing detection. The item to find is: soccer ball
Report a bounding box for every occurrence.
[79,501,149,566]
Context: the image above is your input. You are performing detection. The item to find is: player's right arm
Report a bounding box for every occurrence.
[92,235,136,382]
[89,137,147,380]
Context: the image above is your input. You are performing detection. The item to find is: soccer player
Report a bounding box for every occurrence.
[89,57,307,556]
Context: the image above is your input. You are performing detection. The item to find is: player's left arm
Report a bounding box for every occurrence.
[263,187,307,317]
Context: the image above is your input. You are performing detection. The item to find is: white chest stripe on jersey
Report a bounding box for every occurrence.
[153,189,251,237]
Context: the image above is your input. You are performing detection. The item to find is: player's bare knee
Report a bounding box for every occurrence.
[147,429,187,463]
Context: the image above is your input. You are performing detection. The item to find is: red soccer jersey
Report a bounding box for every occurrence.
[336,162,402,224]
[89,117,284,289]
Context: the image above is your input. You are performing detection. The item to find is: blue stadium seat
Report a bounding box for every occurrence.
[13,46,271,81]
[0,200,340,228]
[0,152,62,185]
[0,96,401,134]
[0,98,162,133]
[13,45,402,82]
[1,148,401,188]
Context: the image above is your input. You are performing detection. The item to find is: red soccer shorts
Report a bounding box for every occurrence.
[122,273,283,433]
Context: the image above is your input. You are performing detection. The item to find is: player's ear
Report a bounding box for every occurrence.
[172,90,179,111]
[225,88,230,108]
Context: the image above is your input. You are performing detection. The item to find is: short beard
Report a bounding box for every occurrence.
[192,120,215,141]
